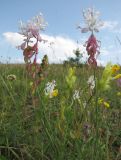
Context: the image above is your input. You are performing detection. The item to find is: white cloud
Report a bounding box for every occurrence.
[102,21,119,30]
[3,32,109,66]
[100,48,110,56]
[3,32,24,47]
[101,20,121,34]
[3,32,87,63]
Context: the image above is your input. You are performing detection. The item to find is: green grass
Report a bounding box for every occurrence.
[0,64,121,160]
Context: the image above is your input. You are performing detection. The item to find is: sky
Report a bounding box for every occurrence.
[1,0,121,65]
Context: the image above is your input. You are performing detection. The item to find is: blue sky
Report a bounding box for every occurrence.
[1,0,121,65]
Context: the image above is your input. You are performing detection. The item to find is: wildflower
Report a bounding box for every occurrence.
[79,8,104,33]
[19,13,47,38]
[44,80,58,98]
[112,74,121,80]
[78,8,103,67]
[52,89,58,97]
[73,90,80,100]
[18,13,47,51]
[86,34,100,66]
[111,64,120,74]
[87,75,95,90]
[99,62,112,91]
[103,101,110,108]
[98,98,110,108]
[98,98,103,104]
[66,67,76,89]
[7,74,16,81]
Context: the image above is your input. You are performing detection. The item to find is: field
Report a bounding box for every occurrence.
[0,63,121,160]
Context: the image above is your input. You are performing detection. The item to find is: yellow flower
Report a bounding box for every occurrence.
[98,98,103,104]
[103,102,110,108]
[98,98,110,108]
[111,65,120,74]
[52,89,58,97]
[113,74,121,80]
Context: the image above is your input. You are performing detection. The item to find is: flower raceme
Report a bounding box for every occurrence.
[99,63,113,91]
[17,13,48,96]
[85,34,100,66]
[78,8,103,67]
[99,63,121,91]
[66,67,76,89]
[18,13,47,63]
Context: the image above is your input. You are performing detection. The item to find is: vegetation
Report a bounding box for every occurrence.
[0,64,121,160]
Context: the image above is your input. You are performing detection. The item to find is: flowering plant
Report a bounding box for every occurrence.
[17,13,48,96]
[78,8,103,67]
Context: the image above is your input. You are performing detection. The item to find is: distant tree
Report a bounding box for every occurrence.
[63,48,84,67]
[73,48,83,65]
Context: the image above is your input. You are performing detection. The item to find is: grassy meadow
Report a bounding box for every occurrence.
[0,63,121,160]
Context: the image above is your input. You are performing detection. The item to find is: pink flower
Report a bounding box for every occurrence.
[85,34,100,66]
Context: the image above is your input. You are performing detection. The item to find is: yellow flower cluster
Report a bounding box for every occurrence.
[98,98,110,108]
[113,74,121,80]
[111,65,121,80]
[111,64,120,74]
[52,89,58,97]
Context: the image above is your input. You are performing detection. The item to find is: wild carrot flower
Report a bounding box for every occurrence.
[7,74,16,81]
[44,80,58,98]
